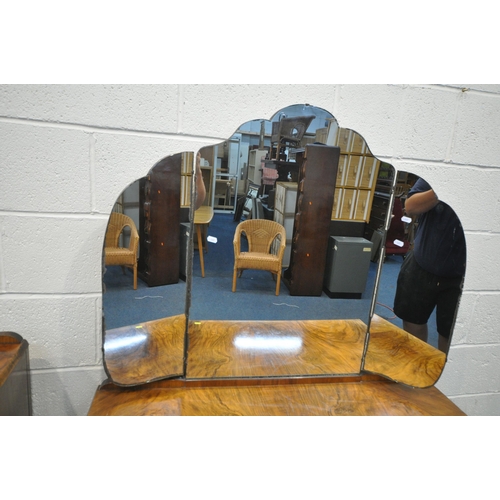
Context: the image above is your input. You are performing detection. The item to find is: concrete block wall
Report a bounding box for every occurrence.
[1,84,499,415]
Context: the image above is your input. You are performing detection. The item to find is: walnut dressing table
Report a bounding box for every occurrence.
[88,316,465,416]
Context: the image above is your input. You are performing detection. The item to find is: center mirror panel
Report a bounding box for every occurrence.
[186,105,393,380]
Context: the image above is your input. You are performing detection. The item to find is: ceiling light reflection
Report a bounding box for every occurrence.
[105,331,148,352]
[234,335,302,352]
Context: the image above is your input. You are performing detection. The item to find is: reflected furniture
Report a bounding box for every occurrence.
[283,144,340,296]
[232,219,286,296]
[247,149,268,187]
[194,206,214,278]
[385,197,411,257]
[0,332,32,416]
[273,181,297,267]
[365,162,393,240]
[214,178,236,210]
[270,115,315,160]
[104,212,140,290]
[138,154,181,287]
[263,159,300,184]
[330,128,381,226]
[323,236,373,299]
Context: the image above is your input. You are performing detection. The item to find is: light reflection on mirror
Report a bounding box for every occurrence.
[104,329,148,353]
[233,335,303,353]
[372,171,466,354]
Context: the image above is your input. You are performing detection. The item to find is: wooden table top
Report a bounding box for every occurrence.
[0,333,24,387]
[91,316,465,416]
[364,315,447,388]
[103,315,186,386]
[88,376,466,416]
[187,318,367,379]
[194,206,214,225]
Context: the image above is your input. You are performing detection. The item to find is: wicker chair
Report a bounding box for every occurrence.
[104,212,139,290]
[232,219,286,296]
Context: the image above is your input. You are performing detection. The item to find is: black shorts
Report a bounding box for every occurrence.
[393,251,463,339]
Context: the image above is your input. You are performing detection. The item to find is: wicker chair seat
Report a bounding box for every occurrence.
[105,247,136,266]
[104,212,139,290]
[236,252,282,273]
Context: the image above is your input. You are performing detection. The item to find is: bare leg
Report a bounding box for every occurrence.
[438,334,450,353]
[403,321,428,343]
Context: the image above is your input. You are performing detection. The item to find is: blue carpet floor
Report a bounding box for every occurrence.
[103,212,439,348]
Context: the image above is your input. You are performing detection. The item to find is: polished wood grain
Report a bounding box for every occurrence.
[186,319,367,379]
[103,314,186,386]
[0,335,23,387]
[1,332,32,416]
[363,314,447,388]
[92,316,464,415]
[88,376,465,416]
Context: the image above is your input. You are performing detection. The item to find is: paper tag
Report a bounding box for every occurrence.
[393,239,404,247]
[207,235,218,244]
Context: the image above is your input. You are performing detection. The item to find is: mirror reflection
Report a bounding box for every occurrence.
[189,105,386,334]
[102,153,193,383]
[102,152,193,329]
[372,171,466,355]
[99,103,465,389]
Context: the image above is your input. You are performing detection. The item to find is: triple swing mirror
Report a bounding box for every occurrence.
[101,104,466,388]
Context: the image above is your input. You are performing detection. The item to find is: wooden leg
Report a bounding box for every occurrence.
[275,272,281,296]
[232,268,237,292]
[201,225,208,254]
[133,263,137,290]
[196,224,205,278]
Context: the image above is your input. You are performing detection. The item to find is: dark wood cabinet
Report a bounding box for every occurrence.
[367,193,391,235]
[0,332,32,416]
[283,144,340,296]
[138,154,181,287]
[263,159,300,183]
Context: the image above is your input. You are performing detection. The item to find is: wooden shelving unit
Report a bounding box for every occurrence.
[331,128,381,225]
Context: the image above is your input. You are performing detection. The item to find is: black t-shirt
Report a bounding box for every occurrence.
[409,178,466,278]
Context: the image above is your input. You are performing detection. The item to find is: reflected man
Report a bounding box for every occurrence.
[195,152,207,210]
[393,178,466,352]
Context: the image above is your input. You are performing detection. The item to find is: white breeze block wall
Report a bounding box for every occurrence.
[1,84,499,415]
